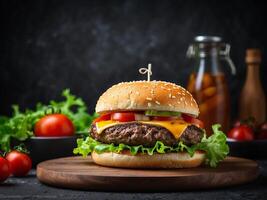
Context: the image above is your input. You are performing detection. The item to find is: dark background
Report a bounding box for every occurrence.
[1,0,267,121]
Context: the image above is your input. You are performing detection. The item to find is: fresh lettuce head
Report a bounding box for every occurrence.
[0,89,97,152]
[74,124,229,167]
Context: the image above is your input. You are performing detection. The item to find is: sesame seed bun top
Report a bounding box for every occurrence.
[95,81,199,117]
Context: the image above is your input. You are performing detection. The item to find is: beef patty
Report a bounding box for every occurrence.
[90,122,203,147]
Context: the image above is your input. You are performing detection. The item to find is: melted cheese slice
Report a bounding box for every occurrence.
[95,120,189,139]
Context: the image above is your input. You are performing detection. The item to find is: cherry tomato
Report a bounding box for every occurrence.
[0,157,10,182]
[111,112,135,122]
[182,114,205,128]
[34,114,74,137]
[93,113,111,123]
[6,151,32,177]
[152,116,177,121]
[227,125,254,141]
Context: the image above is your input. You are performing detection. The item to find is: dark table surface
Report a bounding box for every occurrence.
[1,160,267,200]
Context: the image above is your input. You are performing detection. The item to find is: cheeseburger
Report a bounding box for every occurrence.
[74,81,229,168]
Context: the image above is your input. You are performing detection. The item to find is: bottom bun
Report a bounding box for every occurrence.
[91,151,205,168]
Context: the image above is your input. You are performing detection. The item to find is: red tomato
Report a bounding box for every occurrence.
[182,114,205,128]
[34,114,74,137]
[190,118,205,128]
[227,125,254,141]
[111,112,135,122]
[152,116,177,121]
[0,157,10,182]
[6,151,32,177]
[93,113,111,123]
[181,113,192,122]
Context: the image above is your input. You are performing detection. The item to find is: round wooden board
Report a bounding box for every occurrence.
[37,156,259,191]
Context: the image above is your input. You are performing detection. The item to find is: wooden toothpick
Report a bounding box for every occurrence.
[139,63,152,81]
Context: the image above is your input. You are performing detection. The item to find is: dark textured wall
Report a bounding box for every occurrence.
[1,0,267,121]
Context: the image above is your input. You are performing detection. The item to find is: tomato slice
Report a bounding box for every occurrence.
[111,112,135,122]
[93,113,111,123]
[190,118,205,128]
[182,114,205,128]
[181,114,192,122]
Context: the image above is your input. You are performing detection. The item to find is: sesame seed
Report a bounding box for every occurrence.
[172,96,176,99]
[136,91,140,95]
[168,94,172,98]
[146,97,152,101]
[148,102,152,107]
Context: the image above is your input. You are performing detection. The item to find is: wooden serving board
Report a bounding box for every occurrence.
[37,156,259,191]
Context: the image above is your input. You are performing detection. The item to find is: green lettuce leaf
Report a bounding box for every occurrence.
[191,124,229,167]
[73,124,229,167]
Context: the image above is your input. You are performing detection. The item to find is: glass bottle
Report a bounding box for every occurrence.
[186,36,236,135]
[239,49,266,125]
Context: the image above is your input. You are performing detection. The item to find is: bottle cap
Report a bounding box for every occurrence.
[194,36,222,43]
[246,49,261,64]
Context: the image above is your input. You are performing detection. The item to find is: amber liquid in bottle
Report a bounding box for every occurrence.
[187,72,230,135]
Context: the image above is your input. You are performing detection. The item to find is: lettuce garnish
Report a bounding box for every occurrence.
[73,124,229,167]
